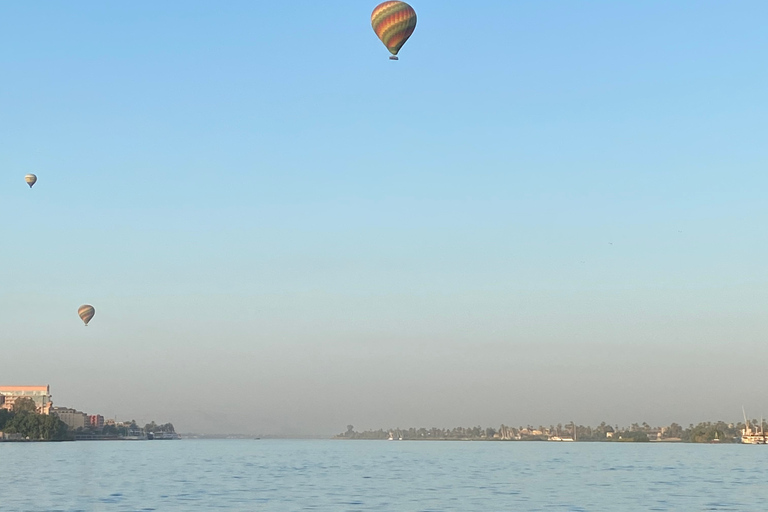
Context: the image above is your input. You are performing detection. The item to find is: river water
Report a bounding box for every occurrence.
[1,440,766,511]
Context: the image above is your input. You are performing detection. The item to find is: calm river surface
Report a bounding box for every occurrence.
[1,440,767,511]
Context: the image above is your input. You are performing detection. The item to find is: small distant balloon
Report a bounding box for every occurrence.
[25,174,37,188]
[371,1,417,60]
[78,305,95,326]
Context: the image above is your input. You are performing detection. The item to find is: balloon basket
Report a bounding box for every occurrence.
[389,56,399,61]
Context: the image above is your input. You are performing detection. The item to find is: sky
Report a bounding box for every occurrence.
[2,0,768,435]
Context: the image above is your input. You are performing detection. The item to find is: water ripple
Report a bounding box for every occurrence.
[1,441,768,511]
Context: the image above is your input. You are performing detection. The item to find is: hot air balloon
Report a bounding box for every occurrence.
[78,305,95,326]
[25,174,37,188]
[371,1,417,60]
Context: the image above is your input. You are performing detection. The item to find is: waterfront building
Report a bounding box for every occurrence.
[0,385,53,414]
[647,428,664,441]
[52,407,88,430]
[89,415,105,429]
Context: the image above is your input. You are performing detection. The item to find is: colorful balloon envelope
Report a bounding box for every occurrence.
[78,304,95,326]
[25,174,37,188]
[371,1,417,60]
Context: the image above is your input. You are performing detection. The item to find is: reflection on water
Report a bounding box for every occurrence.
[1,440,767,511]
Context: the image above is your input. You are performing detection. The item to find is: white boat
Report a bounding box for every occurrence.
[740,408,766,444]
[150,431,181,440]
[548,423,576,442]
[122,434,147,441]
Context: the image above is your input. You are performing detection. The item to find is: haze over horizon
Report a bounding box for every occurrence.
[2,0,768,436]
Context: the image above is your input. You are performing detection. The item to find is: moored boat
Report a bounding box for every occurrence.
[149,431,181,440]
[740,409,766,444]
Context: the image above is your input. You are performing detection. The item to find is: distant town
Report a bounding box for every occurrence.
[338,418,768,444]
[0,385,179,441]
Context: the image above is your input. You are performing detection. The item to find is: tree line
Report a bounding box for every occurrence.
[98,420,175,437]
[338,419,764,443]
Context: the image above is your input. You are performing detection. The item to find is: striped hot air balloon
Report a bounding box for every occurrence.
[371,1,417,60]
[25,174,37,188]
[78,304,95,326]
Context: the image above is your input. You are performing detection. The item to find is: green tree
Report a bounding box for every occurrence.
[41,414,69,440]
[666,423,683,438]
[617,431,649,442]
[0,408,12,429]
[4,411,69,440]
[12,397,37,413]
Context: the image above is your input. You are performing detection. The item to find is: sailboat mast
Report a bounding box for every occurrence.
[743,407,750,435]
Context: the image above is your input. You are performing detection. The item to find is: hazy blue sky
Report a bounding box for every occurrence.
[2,1,768,435]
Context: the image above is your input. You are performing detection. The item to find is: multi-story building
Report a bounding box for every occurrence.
[52,407,88,430]
[0,386,53,415]
[89,415,105,429]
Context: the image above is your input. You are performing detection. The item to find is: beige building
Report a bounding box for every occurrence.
[0,386,53,414]
[52,407,88,430]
